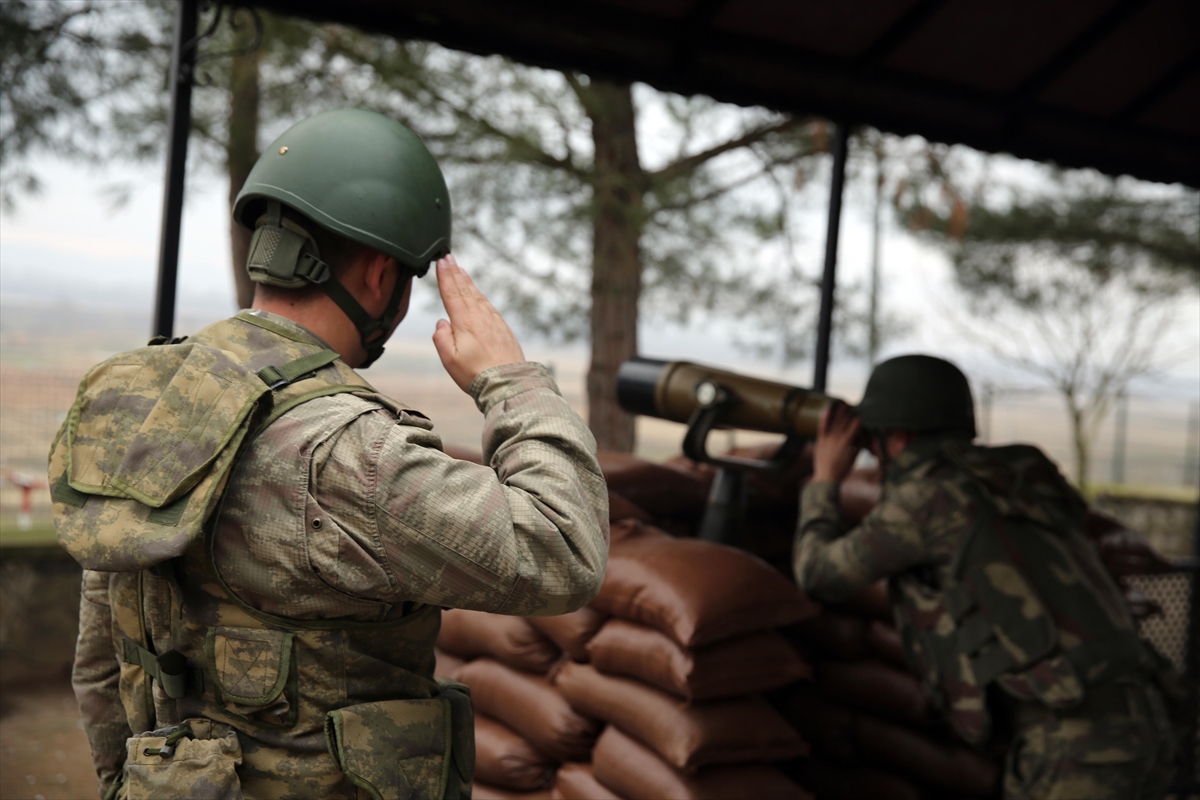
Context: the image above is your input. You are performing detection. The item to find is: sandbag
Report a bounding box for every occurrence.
[778,682,856,761]
[785,613,869,661]
[608,517,670,544]
[554,661,806,772]
[591,726,813,800]
[551,763,625,800]
[865,619,907,668]
[792,757,922,800]
[838,467,881,525]
[472,783,554,800]
[437,609,561,673]
[853,713,999,796]
[594,535,818,648]
[474,715,557,791]
[817,659,932,727]
[529,606,609,662]
[597,451,709,518]
[455,658,600,762]
[1096,526,1173,576]
[832,580,891,621]
[587,618,810,700]
[433,647,465,680]
[609,490,653,523]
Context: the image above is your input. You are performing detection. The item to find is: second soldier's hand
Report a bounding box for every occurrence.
[433,255,526,393]
[813,401,861,484]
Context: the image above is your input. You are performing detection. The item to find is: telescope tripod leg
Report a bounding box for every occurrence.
[698,467,747,547]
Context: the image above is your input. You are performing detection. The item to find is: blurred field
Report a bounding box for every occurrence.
[1,300,1195,554]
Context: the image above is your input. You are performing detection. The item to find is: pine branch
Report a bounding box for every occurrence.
[646,117,809,188]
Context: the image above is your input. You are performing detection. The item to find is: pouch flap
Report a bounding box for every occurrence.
[206,627,294,706]
[437,679,475,785]
[52,431,248,571]
[325,698,452,800]
[67,343,269,507]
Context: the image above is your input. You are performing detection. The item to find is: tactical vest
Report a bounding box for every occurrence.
[889,442,1153,747]
[50,312,473,800]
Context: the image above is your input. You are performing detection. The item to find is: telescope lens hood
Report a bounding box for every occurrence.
[617,357,669,418]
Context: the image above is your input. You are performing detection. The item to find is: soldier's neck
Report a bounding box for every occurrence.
[252,290,367,367]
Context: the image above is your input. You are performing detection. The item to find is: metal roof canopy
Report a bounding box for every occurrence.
[256,0,1200,188]
[153,0,1200,392]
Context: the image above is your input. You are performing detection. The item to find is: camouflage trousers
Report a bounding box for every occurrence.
[1003,684,1177,800]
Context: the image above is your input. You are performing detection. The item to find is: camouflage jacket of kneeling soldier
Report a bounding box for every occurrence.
[58,310,610,799]
[793,440,1174,757]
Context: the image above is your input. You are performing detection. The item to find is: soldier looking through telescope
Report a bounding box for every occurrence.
[793,354,1178,800]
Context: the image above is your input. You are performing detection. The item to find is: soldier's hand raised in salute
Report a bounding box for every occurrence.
[433,254,527,393]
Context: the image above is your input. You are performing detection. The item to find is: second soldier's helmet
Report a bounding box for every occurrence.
[856,354,977,438]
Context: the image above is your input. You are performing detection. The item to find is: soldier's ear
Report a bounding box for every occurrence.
[361,252,396,302]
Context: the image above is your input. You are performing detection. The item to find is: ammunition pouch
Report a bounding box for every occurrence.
[121,719,243,800]
[324,680,474,800]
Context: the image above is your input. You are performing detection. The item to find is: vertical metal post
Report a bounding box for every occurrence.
[980,382,994,443]
[152,0,199,339]
[813,123,851,393]
[1111,391,1128,484]
[1185,401,1199,488]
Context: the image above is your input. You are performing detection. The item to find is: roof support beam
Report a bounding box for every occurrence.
[672,0,729,72]
[813,122,851,394]
[1008,0,1142,104]
[858,0,948,65]
[1115,47,1200,124]
[153,0,199,339]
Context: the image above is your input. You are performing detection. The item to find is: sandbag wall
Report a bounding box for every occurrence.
[436,446,1164,800]
[435,519,818,799]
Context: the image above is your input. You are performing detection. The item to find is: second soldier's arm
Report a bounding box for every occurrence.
[793,480,929,603]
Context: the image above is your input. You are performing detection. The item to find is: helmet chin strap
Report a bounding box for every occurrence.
[251,201,414,368]
[317,266,410,369]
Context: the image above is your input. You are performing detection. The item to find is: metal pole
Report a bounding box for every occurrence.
[985,383,996,442]
[152,0,199,339]
[813,123,850,393]
[1111,391,1127,484]
[1185,400,1199,488]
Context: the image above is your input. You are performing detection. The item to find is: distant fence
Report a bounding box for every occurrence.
[979,385,1200,491]
[0,367,81,541]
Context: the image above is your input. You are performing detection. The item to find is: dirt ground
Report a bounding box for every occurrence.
[0,676,98,800]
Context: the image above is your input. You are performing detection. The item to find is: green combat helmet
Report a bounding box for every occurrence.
[233,108,452,367]
[856,354,977,438]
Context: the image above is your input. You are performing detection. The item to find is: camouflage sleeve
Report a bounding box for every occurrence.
[317,362,608,616]
[794,480,929,603]
[71,569,130,796]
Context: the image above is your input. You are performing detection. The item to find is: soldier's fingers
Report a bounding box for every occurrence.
[437,258,476,321]
[436,258,463,306]
[446,256,495,323]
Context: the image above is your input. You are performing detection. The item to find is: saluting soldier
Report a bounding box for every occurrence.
[794,354,1177,800]
[56,109,609,799]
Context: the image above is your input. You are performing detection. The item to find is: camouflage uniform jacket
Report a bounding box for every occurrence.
[794,438,1151,717]
[70,310,609,798]
[794,439,1176,799]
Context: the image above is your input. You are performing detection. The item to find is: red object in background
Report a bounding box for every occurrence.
[3,470,47,511]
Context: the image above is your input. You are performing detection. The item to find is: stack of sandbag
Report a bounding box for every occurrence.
[433,607,600,798]
[549,519,818,800]
[777,581,1001,800]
